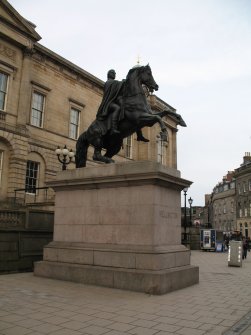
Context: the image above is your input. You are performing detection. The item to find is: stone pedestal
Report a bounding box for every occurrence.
[34,161,199,294]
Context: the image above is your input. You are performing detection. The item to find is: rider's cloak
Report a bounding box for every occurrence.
[96,79,124,121]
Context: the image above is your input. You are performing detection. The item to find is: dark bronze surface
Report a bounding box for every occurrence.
[75,65,186,168]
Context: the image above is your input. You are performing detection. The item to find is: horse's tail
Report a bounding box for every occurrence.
[75,131,89,168]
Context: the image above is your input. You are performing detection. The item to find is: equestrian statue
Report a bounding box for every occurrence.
[75,64,186,168]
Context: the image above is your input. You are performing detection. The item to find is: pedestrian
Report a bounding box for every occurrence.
[247,237,251,252]
[242,237,248,259]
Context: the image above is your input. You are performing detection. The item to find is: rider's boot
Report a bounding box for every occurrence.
[110,118,120,135]
[136,130,149,142]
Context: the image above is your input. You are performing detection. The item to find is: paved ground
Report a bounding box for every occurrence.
[0,251,251,335]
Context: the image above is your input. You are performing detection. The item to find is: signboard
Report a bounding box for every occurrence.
[200,229,217,250]
[203,230,211,248]
[216,242,223,252]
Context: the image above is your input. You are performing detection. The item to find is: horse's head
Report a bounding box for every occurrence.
[139,65,159,93]
[125,65,159,97]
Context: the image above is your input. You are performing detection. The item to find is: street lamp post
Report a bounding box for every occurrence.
[183,187,188,244]
[55,145,75,170]
[188,197,193,227]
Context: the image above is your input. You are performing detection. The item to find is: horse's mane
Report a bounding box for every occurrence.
[123,65,151,97]
[126,64,151,80]
[126,66,143,79]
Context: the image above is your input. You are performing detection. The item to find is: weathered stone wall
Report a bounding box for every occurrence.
[0,208,53,273]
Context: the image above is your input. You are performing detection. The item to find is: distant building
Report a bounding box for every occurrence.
[210,171,236,232]
[205,153,251,237]
[234,152,251,237]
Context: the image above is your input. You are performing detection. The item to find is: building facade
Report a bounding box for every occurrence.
[0,0,182,271]
[235,152,251,237]
[210,171,236,232]
[205,154,251,237]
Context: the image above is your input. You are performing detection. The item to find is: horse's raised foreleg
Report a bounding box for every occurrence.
[138,113,167,133]
[155,110,169,118]
[137,113,169,142]
[150,110,186,127]
[161,110,187,127]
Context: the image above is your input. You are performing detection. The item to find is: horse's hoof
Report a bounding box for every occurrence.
[104,157,115,164]
[93,154,115,164]
[93,154,104,162]
[137,136,149,142]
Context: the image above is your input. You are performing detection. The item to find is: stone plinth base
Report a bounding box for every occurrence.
[35,259,198,295]
[34,161,199,294]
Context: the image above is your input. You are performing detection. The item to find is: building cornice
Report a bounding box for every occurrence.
[34,43,104,92]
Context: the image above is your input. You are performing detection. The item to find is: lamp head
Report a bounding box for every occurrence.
[69,150,75,158]
[188,197,193,206]
[183,187,188,193]
[55,147,62,155]
[62,145,69,156]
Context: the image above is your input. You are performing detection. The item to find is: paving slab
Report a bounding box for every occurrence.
[0,251,251,335]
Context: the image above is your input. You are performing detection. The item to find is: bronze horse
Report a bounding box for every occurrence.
[75,65,186,168]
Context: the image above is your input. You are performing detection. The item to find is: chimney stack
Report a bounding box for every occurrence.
[243,152,251,165]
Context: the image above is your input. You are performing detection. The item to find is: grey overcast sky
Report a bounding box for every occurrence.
[9,0,251,206]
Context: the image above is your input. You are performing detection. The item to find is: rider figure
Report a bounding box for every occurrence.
[96,69,122,135]
[96,69,149,141]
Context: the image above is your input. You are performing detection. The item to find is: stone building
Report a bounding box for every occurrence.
[210,171,236,232]
[204,153,251,237]
[234,152,251,237]
[0,0,181,271]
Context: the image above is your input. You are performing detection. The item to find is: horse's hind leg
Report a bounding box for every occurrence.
[104,139,123,160]
[92,137,115,164]
[90,128,105,162]
[75,132,89,168]
[93,147,115,163]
